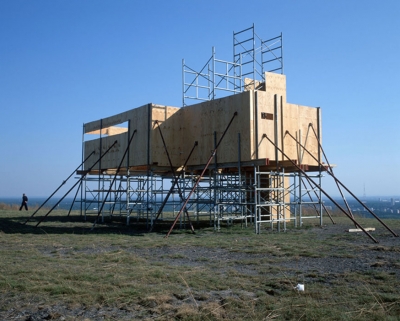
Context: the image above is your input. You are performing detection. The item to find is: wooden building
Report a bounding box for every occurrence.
[83,72,321,174]
[81,72,324,231]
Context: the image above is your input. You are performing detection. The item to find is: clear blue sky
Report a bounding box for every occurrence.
[1,1,399,198]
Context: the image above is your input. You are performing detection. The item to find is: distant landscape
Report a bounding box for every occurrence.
[324,196,400,219]
[1,196,399,219]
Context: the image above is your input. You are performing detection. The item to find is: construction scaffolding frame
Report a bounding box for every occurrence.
[26,24,400,243]
[74,25,325,234]
[76,132,327,235]
[182,24,283,106]
[83,173,328,234]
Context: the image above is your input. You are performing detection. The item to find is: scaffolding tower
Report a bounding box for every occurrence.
[182,24,283,106]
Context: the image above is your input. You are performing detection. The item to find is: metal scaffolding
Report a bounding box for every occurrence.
[74,25,325,234]
[26,24,399,244]
[182,24,283,106]
[76,157,328,236]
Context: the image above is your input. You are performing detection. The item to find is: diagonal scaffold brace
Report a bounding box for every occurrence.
[165,111,238,238]
[91,130,137,229]
[303,125,354,219]
[67,180,82,217]
[299,174,336,224]
[33,140,119,227]
[262,133,380,243]
[286,127,398,238]
[151,121,196,233]
[149,133,198,233]
[307,124,373,224]
[24,150,95,225]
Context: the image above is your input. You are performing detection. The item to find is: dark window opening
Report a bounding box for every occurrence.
[261,112,273,120]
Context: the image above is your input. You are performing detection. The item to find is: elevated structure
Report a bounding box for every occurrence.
[78,26,325,233]
[80,70,324,232]
[83,72,320,172]
[27,26,398,242]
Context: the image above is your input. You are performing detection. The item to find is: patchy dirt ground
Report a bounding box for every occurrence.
[1,222,399,320]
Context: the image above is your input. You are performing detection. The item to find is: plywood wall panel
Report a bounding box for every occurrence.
[84,105,147,134]
[264,72,287,107]
[129,104,150,166]
[256,91,278,160]
[282,103,319,165]
[179,91,253,166]
[83,73,321,171]
[282,103,300,161]
[255,73,288,161]
[84,104,151,170]
[84,133,128,170]
[150,105,181,167]
[298,106,320,165]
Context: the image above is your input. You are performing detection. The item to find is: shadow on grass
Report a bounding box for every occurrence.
[0,211,210,237]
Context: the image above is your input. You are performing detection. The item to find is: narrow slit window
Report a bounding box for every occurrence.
[261,112,273,120]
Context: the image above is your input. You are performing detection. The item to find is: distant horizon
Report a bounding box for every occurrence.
[1,195,400,200]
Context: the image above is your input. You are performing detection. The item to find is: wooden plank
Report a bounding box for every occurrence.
[349,228,376,232]
[83,106,145,133]
[282,102,299,162]
[281,103,319,166]
[256,72,288,162]
[86,127,128,136]
[150,105,181,167]
[179,91,253,166]
[298,105,319,166]
[256,91,277,160]
[84,105,150,170]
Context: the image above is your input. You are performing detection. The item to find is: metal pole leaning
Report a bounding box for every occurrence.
[165,111,238,238]
[153,121,195,233]
[67,182,81,217]
[302,126,354,219]
[149,140,198,232]
[300,174,335,224]
[92,131,137,229]
[34,141,118,227]
[287,128,398,238]
[24,151,95,224]
[262,134,379,243]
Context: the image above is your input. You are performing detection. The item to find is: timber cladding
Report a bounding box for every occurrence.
[82,72,321,172]
[178,91,253,166]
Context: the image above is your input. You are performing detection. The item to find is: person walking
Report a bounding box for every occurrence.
[19,193,28,211]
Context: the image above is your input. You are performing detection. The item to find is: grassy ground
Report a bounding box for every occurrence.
[0,208,399,320]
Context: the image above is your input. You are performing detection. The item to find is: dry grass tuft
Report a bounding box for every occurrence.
[201,301,227,319]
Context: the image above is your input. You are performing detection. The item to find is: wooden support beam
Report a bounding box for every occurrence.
[349,228,376,233]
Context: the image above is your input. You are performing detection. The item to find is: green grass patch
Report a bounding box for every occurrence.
[0,209,399,320]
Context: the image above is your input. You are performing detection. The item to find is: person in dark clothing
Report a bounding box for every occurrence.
[19,193,28,211]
